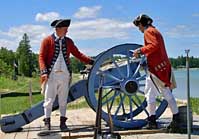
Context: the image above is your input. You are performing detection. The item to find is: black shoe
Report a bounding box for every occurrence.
[167,113,181,133]
[60,124,68,131]
[43,118,51,130]
[60,117,68,131]
[146,115,158,129]
[167,120,178,129]
[146,121,158,129]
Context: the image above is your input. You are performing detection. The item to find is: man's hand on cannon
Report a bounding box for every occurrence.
[80,59,94,75]
[85,64,92,72]
[132,48,142,58]
[86,58,95,71]
[89,58,95,65]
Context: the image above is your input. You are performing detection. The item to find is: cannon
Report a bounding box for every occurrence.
[0,43,168,133]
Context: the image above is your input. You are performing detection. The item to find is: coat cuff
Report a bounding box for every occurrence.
[89,59,94,65]
[40,69,48,75]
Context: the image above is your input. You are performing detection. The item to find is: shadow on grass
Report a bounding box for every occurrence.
[1,92,41,98]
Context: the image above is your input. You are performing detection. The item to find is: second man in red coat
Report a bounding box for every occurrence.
[133,14,179,130]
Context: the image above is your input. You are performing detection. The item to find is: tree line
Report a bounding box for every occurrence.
[0,33,199,79]
[170,56,199,68]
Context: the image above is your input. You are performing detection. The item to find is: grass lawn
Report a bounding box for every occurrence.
[0,92,43,115]
[0,74,82,115]
[190,98,199,115]
[0,76,40,94]
[0,74,199,116]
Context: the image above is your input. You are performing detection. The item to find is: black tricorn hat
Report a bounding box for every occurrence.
[51,19,71,28]
[133,14,153,26]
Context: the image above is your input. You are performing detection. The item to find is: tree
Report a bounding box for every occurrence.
[16,33,33,77]
[31,53,39,77]
[70,57,85,73]
[170,56,199,69]
[0,59,13,77]
[0,47,16,66]
[0,47,16,77]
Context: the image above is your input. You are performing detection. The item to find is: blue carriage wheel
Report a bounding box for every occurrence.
[86,43,168,129]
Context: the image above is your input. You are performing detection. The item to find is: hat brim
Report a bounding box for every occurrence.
[133,20,140,26]
[51,19,71,28]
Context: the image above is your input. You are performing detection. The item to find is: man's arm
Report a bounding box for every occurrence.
[68,39,94,65]
[39,38,49,84]
[141,29,159,56]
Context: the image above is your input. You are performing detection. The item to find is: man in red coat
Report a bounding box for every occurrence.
[39,19,94,130]
[133,14,179,130]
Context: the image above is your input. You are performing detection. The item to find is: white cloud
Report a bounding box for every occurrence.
[0,25,51,52]
[0,18,133,54]
[166,25,199,38]
[0,39,16,50]
[35,12,61,22]
[0,11,135,54]
[74,6,101,19]
[69,18,133,40]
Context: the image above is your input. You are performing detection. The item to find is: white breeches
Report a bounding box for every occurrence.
[43,71,70,118]
[144,75,179,116]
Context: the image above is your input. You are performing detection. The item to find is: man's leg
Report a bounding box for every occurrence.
[57,73,70,130]
[43,76,57,130]
[161,87,179,114]
[145,76,158,129]
[161,87,180,131]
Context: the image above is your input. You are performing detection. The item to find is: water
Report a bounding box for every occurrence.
[172,69,199,99]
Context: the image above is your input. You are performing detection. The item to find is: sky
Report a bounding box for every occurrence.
[0,0,199,58]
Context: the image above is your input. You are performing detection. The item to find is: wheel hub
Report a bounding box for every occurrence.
[120,79,138,95]
[125,80,138,94]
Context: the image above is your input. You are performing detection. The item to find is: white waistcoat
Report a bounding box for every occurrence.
[52,39,68,74]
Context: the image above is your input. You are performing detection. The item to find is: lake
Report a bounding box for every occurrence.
[172,68,199,99]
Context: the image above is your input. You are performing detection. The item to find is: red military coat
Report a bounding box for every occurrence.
[39,34,92,80]
[140,26,172,87]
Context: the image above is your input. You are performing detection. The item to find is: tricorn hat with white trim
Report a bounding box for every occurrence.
[51,19,71,28]
[133,14,153,26]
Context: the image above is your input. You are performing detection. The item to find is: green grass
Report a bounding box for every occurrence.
[0,76,41,94]
[190,97,199,115]
[0,74,82,115]
[0,92,43,115]
[1,74,199,116]
[67,98,90,110]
